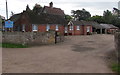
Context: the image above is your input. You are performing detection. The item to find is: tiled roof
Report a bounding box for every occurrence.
[28,12,67,25]
[70,20,106,29]
[43,6,65,16]
[70,20,93,26]
[10,11,67,25]
[10,13,21,22]
[21,12,67,25]
[90,21,104,29]
[70,20,83,25]
[81,20,92,25]
[100,24,118,29]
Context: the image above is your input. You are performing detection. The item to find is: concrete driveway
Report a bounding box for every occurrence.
[2,34,115,73]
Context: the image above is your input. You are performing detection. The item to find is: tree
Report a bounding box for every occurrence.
[88,15,105,23]
[65,15,73,22]
[71,8,91,21]
[33,4,42,14]
[86,9,120,28]
[113,8,120,17]
[111,16,120,28]
[103,10,113,24]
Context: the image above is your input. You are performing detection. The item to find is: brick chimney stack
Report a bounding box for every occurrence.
[49,2,53,8]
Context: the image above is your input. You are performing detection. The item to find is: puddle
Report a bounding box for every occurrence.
[86,41,95,43]
[72,45,95,52]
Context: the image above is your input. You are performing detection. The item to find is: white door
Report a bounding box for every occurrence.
[87,26,90,32]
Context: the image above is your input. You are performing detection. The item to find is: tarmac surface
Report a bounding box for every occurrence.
[2,34,115,73]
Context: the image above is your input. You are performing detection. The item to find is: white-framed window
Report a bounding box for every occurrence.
[65,27,68,33]
[76,26,80,30]
[87,26,90,32]
[32,24,38,31]
[22,24,25,32]
[72,26,73,30]
[46,25,50,31]
[69,26,72,30]
[56,25,59,31]
[69,25,73,31]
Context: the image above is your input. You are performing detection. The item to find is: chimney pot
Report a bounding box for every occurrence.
[49,2,53,8]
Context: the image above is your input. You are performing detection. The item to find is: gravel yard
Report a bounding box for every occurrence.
[2,34,116,73]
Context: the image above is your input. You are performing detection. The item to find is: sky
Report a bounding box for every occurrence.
[0,0,120,19]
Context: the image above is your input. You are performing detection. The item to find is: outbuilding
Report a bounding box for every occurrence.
[66,20,93,35]
[100,24,119,34]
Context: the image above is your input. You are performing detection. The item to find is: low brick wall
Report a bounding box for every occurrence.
[114,32,120,62]
[2,31,64,46]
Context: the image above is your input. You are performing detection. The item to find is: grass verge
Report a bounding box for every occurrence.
[0,43,28,48]
[111,63,120,73]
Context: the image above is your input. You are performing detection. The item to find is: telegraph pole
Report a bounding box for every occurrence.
[6,0,9,32]
[6,0,8,20]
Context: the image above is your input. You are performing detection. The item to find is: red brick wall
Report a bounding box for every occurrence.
[14,12,65,33]
[68,25,92,35]
[15,16,64,34]
[74,26,80,35]
[83,25,92,35]
[58,25,64,34]
[38,25,46,32]
[38,25,64,35]
[71,26,84,35]
[50,25,56,30]
[14,13,32,32]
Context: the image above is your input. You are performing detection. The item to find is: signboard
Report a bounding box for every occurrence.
[5,20,13,28]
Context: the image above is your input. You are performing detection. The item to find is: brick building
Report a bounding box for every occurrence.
[10,11,67,35]
[10,2,67,35]
[66,20,93,35]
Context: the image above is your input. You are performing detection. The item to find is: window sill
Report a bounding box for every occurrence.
[33,30,38,31]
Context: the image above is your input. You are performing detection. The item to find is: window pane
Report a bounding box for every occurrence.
[77,26,80,30]
[69,26,71,30]
[46,25,50,31]
[22,24,25,31]
[32,24,38,31]
[56,25,59,31]
[72,26,73,30]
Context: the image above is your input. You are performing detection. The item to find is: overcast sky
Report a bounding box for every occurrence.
[0,0,119,19]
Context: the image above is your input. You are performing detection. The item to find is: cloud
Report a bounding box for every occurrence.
[68,2,118,16]
[74,2,117,9]
[0,0,119,19]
